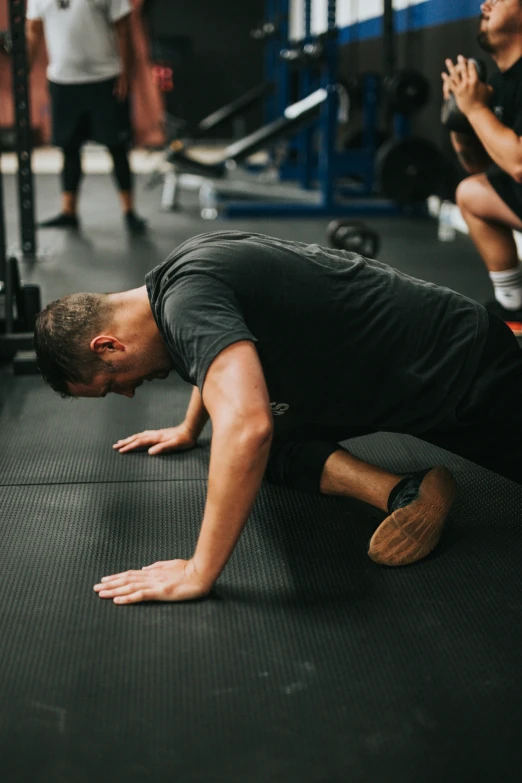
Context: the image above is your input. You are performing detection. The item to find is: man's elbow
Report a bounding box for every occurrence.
[243,414,273,448]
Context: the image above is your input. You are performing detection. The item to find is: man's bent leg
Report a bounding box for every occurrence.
[267,439,456,566]
[456,175,522,322]
[456,174,522,272]
[319,448,402,512]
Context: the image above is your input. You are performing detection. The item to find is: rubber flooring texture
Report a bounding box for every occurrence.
[1,173,522,783]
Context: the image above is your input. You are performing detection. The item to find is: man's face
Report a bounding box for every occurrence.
[68,366,171,399]
[479,0,522,51]
[67,341,172,399]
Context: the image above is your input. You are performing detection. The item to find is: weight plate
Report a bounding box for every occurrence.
[376,137,444,204]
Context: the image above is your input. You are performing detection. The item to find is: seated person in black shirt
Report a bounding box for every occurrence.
[442,0,522,334]
[34,232,522,605]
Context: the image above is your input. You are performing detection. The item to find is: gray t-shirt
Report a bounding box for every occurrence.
[145,231,489,436]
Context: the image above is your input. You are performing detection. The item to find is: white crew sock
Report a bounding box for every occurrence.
[489,265,522,310]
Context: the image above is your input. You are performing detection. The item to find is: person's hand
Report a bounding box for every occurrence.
[443,56,493,116]
[93,558,212,604]
[113,423,198,455]
[441,68,452,101]
[113,72,129,102]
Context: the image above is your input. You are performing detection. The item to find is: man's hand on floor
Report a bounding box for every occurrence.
[93,559,212,604]
[113,424,198,455]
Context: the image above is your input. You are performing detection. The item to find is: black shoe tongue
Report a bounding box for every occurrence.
[387,468,432,513]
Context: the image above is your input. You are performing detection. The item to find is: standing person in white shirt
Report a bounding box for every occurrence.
[26,0,147,235]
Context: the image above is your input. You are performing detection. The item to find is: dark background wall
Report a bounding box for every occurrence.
[140,0,266,136]
[339,12,492,194]
[1,0,265,147]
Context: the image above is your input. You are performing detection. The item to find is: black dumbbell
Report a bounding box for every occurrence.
[441,58,488,134]
[385,70,431,116]
[326,220,381,258]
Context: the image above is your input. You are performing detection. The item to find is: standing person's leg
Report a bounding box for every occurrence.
[39,82,87,229]
[38,145,82,228]
[91,78,147,235]
[266,431,457,567]
[107,144,146,235]
[456,173,522,331]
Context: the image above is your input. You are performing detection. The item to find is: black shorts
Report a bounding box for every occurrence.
[49,77,132,149]
[487,166,522,222]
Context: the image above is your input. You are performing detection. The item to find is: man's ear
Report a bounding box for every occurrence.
[90,335,125,355]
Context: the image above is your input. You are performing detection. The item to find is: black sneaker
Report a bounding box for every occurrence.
[484,299,522,336]
[38,213,79,229]
[125,211,147,236]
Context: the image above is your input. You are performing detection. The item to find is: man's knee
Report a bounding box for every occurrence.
[266,439,340,494]
[455,176,475,216]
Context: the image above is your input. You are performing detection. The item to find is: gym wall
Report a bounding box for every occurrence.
[0,0,264,148]
[290,0,489,191]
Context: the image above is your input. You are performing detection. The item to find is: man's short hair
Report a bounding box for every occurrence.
[34,292,114,397]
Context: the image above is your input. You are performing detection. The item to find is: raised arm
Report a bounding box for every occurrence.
[442,60,491,174]
[444,56,522,182]
[449,130,491,175]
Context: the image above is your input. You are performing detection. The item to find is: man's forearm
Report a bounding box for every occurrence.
[184,386,210,439]
[467,106,522,181]
[192,422,273,586]
[25,24,43,70]
[450,131,491,174]
[114,17,134,76]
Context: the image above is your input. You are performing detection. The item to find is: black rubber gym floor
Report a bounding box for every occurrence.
[1,173,522,783]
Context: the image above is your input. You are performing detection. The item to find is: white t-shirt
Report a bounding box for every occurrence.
[26,0,131,84]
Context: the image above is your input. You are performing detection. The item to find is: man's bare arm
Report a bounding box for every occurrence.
[184,386,210,439]
[114,14,134,78]
[99,343,273,603]
[450,130,491,175]
[466,105,522,183]
[192,341,273,587]
[26,18,44,70]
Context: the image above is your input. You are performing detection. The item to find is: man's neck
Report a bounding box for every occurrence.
[109,287,156,339]
[492,43,522,73]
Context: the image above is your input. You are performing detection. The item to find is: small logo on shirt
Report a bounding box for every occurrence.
[270,402,290,417]
[494,105,504,121]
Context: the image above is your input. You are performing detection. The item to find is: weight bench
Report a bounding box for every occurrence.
[160,89,328,208]
[196,81,274,136]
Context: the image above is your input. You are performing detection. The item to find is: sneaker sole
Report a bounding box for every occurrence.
[368,466,457,567]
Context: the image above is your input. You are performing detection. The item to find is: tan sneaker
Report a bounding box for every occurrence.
[368,466,457,567]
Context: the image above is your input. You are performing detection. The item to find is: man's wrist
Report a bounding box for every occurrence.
[187,556,215,591]
[182,419,202,441]
[466,103,490,127]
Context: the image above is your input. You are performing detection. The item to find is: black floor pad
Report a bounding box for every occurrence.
[2,173,522,782]
[1,421,522,782]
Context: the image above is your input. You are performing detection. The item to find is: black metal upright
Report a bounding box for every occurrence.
[7,0,36,257]
[383,0,396,78]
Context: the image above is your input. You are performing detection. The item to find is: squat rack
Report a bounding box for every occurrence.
[0,0,39,372]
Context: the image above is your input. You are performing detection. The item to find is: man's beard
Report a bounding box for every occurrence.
[477,30,495,53]
[477,15,495,53]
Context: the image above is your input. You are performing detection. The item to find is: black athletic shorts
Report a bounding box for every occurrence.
[49,77,132,149]
[487,165,522,222]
